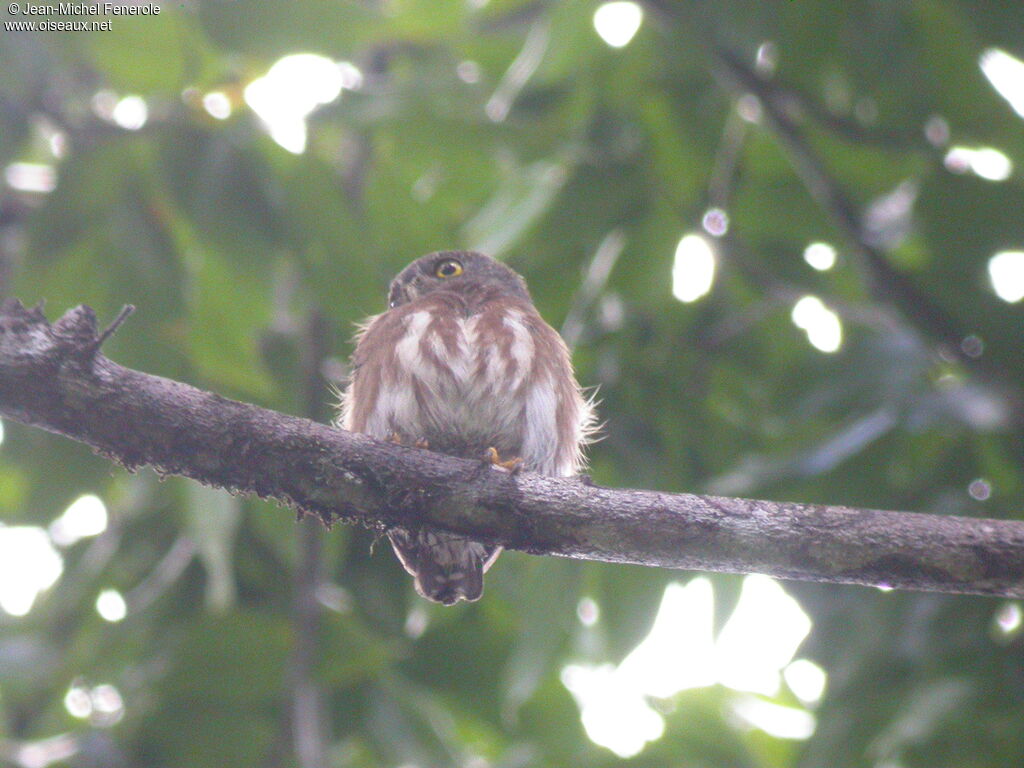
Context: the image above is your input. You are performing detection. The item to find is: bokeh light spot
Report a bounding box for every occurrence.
[577,596,600,626]
[702,207,729,237]
[112,96,148,131]
[988,250,1024,303]
[64,683,92,719]
[791,296,842,353]
[457,60,481,83]
[784,659,827,704]
[980,48,1024,119]
[672,234,716,303]
[202,91,232,120]
[944,146,1013,181]
[0,526,62,616]
[968,479,992,501]
[96,589,127,622]
[4,163,57,193]
[50,494,108,547]
[593,2,643,48]
[803,242,837,271]
[245,54,359,153]
[995,602,1022,636]
[731,696,816,739]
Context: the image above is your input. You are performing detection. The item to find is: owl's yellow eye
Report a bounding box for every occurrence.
[434,259,463,278]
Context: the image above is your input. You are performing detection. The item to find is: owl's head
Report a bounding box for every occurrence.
[387,251,531,309]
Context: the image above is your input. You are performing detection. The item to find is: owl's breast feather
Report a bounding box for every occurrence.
[401,301,535,398]
[344,290,584,476]
[391,300,548,454]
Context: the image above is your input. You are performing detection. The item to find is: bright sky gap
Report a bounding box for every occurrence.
[562,576,821,757]
[244,54,363,154]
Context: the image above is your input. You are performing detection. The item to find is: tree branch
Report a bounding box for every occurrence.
[2,299,1022,598]
[707,46,985,367]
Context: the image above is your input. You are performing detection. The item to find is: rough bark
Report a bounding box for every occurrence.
[1,299,1022,598]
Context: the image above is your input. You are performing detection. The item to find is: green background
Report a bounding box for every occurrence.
[1,0,1023,766]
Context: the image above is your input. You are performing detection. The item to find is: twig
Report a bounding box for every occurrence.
[1,299,1023,598]
[86,303,134,355]
[125,535,198,612]
[706,107,748,211]
[560,228,626,350]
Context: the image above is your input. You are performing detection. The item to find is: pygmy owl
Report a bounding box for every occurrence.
[340,251,595,605]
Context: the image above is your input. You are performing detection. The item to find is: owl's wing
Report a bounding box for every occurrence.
[339,309,408,434]
[522,309,598,477]
[388,528,501,605]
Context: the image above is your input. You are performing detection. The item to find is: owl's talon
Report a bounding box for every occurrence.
[486,447,524,473]
[388,433,429,450]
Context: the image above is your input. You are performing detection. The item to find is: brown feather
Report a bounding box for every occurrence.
[339,251,595,604]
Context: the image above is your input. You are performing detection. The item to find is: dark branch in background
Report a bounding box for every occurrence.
[288,309,331,768]
[643,2,977,357]
[644,0,1022,432]
[711,45,1024,408]
[706,47,971,350]
[1,300,1023,598]
[262,265,331,768]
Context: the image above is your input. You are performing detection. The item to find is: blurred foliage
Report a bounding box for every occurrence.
[1,0,1024,767]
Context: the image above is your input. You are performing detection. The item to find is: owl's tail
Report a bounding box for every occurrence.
[388,528,502,605]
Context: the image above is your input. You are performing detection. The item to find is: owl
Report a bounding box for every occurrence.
[340,251,595,605]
